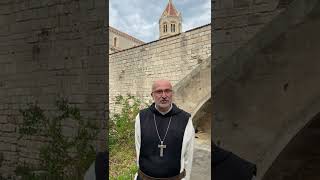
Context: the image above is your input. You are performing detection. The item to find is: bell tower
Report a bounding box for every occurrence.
[159,0,182,39]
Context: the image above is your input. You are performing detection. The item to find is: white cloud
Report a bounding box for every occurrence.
[183,0,211,31]
[109,0,211,42]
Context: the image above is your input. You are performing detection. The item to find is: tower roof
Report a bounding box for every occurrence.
[162,0,180,17]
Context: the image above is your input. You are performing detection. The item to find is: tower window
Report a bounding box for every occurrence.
[113,37,117,47]
[163,24,167,33]
[171,24,175,32]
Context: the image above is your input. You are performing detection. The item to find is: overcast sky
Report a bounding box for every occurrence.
[109,0,211,43]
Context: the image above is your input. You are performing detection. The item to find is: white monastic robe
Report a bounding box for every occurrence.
[134,103,195,180]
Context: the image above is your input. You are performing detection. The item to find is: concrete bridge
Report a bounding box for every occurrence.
[173,56,211,180]
[214,0,320,179]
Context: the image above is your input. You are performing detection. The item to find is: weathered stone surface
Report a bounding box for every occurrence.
[0,0,106,176]
[213,0,320,179]
[234,0,252,8]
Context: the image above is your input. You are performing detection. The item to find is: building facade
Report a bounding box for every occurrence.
[109,26,144,54]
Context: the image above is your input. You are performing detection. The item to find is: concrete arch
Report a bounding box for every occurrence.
[192,97,212,134]
[172,56,211,179]
[213,1,320,179]
[173,56,211,126]
[214,0,320,89]
[262,110,320,180]
[259,98,320,179]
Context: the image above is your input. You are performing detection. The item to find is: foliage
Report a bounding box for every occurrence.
[109,94,147,147]
[16,99,99,179]
[109,94,149,179]
[14,164,47,180]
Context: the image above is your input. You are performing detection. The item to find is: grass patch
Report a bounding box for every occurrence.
[109,144,137,179]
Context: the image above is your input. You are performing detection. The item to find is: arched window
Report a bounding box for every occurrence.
[171,24,175,32]
[163,23,167,33]
[113,37,117,47]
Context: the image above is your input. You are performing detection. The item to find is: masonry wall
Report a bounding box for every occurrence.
[109,24,211,111]
[212,0,320,179]
[213,0,282,64]
[0,0,106,177]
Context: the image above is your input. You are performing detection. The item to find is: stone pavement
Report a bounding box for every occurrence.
[190,132,211,180]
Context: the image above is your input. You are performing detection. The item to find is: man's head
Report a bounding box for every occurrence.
[151,79,173,112]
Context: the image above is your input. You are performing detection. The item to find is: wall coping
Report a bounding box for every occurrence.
[109,23,211,56]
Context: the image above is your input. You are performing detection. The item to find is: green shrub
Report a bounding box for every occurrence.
[109,94,149,178]
[16,99,99,180]
[109,94,147,148]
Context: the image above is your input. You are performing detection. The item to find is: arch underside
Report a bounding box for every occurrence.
[262,112,320,180]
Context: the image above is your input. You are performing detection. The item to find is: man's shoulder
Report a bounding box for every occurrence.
[180,109,191,118]
[179,109,191,121]
[139,107,150,115]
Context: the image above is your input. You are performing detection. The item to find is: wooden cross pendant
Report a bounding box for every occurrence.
[158,141,167,157]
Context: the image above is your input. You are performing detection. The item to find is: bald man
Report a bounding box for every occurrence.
[134,80,195,180]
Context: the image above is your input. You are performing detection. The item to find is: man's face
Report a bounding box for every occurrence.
[151,80,173,111]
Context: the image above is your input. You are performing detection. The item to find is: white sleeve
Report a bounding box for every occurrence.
[183,117,195,180]
[134,113,141,180]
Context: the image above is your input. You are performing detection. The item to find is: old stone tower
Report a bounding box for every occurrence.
[159,0,182,39]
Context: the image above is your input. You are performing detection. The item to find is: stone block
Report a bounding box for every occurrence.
[252,3,276,13]
[0,25,9,36]
[253,0,269,5]
[0,124,16,133]
[10,21,32,34]
[234,0,252,8]
[0,14,11,26]
[47,0,60,6]
[0,4,12,15]
[213,29,233,44]
[29,0,43,9]
[15,10,34,22]
[214,7,250,18]
[2,152,17,162]
[0,115,7,123]
[33,7,49,19]
[14,0,29,11]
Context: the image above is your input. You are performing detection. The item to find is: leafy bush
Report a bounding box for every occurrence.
[109,94,147,148]
[16,99,99,180]
[109,94,149,179]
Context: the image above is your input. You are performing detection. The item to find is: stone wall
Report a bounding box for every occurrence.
[213,0,320,179]
[109,24,211,111]
[0,0,106,177]
[213,0,281,64]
